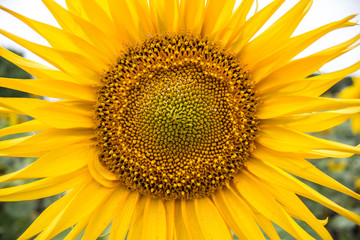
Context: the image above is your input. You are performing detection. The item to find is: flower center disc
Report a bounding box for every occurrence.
[95,33,259,200]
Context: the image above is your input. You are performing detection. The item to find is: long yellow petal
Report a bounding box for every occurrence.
[194,197,233,240]
[69,0,116,39]
[241,0,312,66]
[64,218,89,240]
[165,200,175,240]
[213,187,266,240]
[201,0,236,39]
[0,29,101,82]
[261,107,360,132]
[127,196,147,240]
[257,125,360,155]
[108,0,154,42]
[264,183,332,240]
[174,200,191,240]
[42,0,118,57]
[0,98,93,129]
[0,46,73,82]
[181,199,206,239]
[82,187,126,239]
[0,119,49,138]
[149,0,179,32]
[228,0,286,52]
[0,5,110,67]
[182,198,232,240]
[0,129,94,157]
[42,0,90,42]
[142,198,167,240]
[18,187,78,240]
[252,146,360,200]
[255,33,360,86]
[258,95,360,119]
[253,14,356,80]
[0,167,87,201]
[23,178,114,240]
[0,140,92,183]
[261,61,360,98]
[246,159,360,224]
[109,191,139,240]
[218,0,255,45]
[252,214,281,240]
[233,172,315,239]
[63,218,89,240]
[0,78,95,101]
[179,0,205,34]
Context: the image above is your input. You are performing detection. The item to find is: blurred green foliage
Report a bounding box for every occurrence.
[0,53,359,239]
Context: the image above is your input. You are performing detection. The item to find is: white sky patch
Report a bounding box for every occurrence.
[0,0,359,75]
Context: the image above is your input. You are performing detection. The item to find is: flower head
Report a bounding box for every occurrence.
[0,0,360,239]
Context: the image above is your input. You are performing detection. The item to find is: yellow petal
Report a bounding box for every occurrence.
[18,187,77,240]
[252,146,360,200]
[351,115,360,134]
[250,15,357,82]
[218,0,255,45]
[149,0,179,32]
[255,32,360,87]
[228,0,286,52]
[257,125,360,155]
[108,0,154,41]
[127,196,147,240]
[213,188,266,240]
[0,29,101,82]
[0,128,94,157]
[202,0,236,39]
[194,198,233,240]
[22,178,114,240]
[0,46,73,82]
[68,0,116,38]
[252,215,281,240]
[63,218,89,240]
[42,0,91,42]
[109,191,139,240]
[261,107,360,132]
[82,187,126,239]
[241,0,312,66]
[261,61,360,98]
[0,167,87,201]
[264,183,332,240]
[0,78,95,101]
[179,0,205,34]
[233,172,315,239]
[164,200,175,240]
[43,0,117,57]
[182,197,232,240]
[0,140,92,183]
[0,5,110,67]
[0,119,49,138]
[245,159,360,224]
[258,95,360,119]
[174,200,191,240]
[0,98,93,129]
[87,147,120,188]
[142,198,167,240]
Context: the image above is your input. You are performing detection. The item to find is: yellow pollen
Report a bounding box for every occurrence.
[95,33,259,200]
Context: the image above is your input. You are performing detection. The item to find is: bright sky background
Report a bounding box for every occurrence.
[0,0,359,75]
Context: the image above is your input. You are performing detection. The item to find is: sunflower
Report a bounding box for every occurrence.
[340,77,360,134]
[1,0,360,239]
